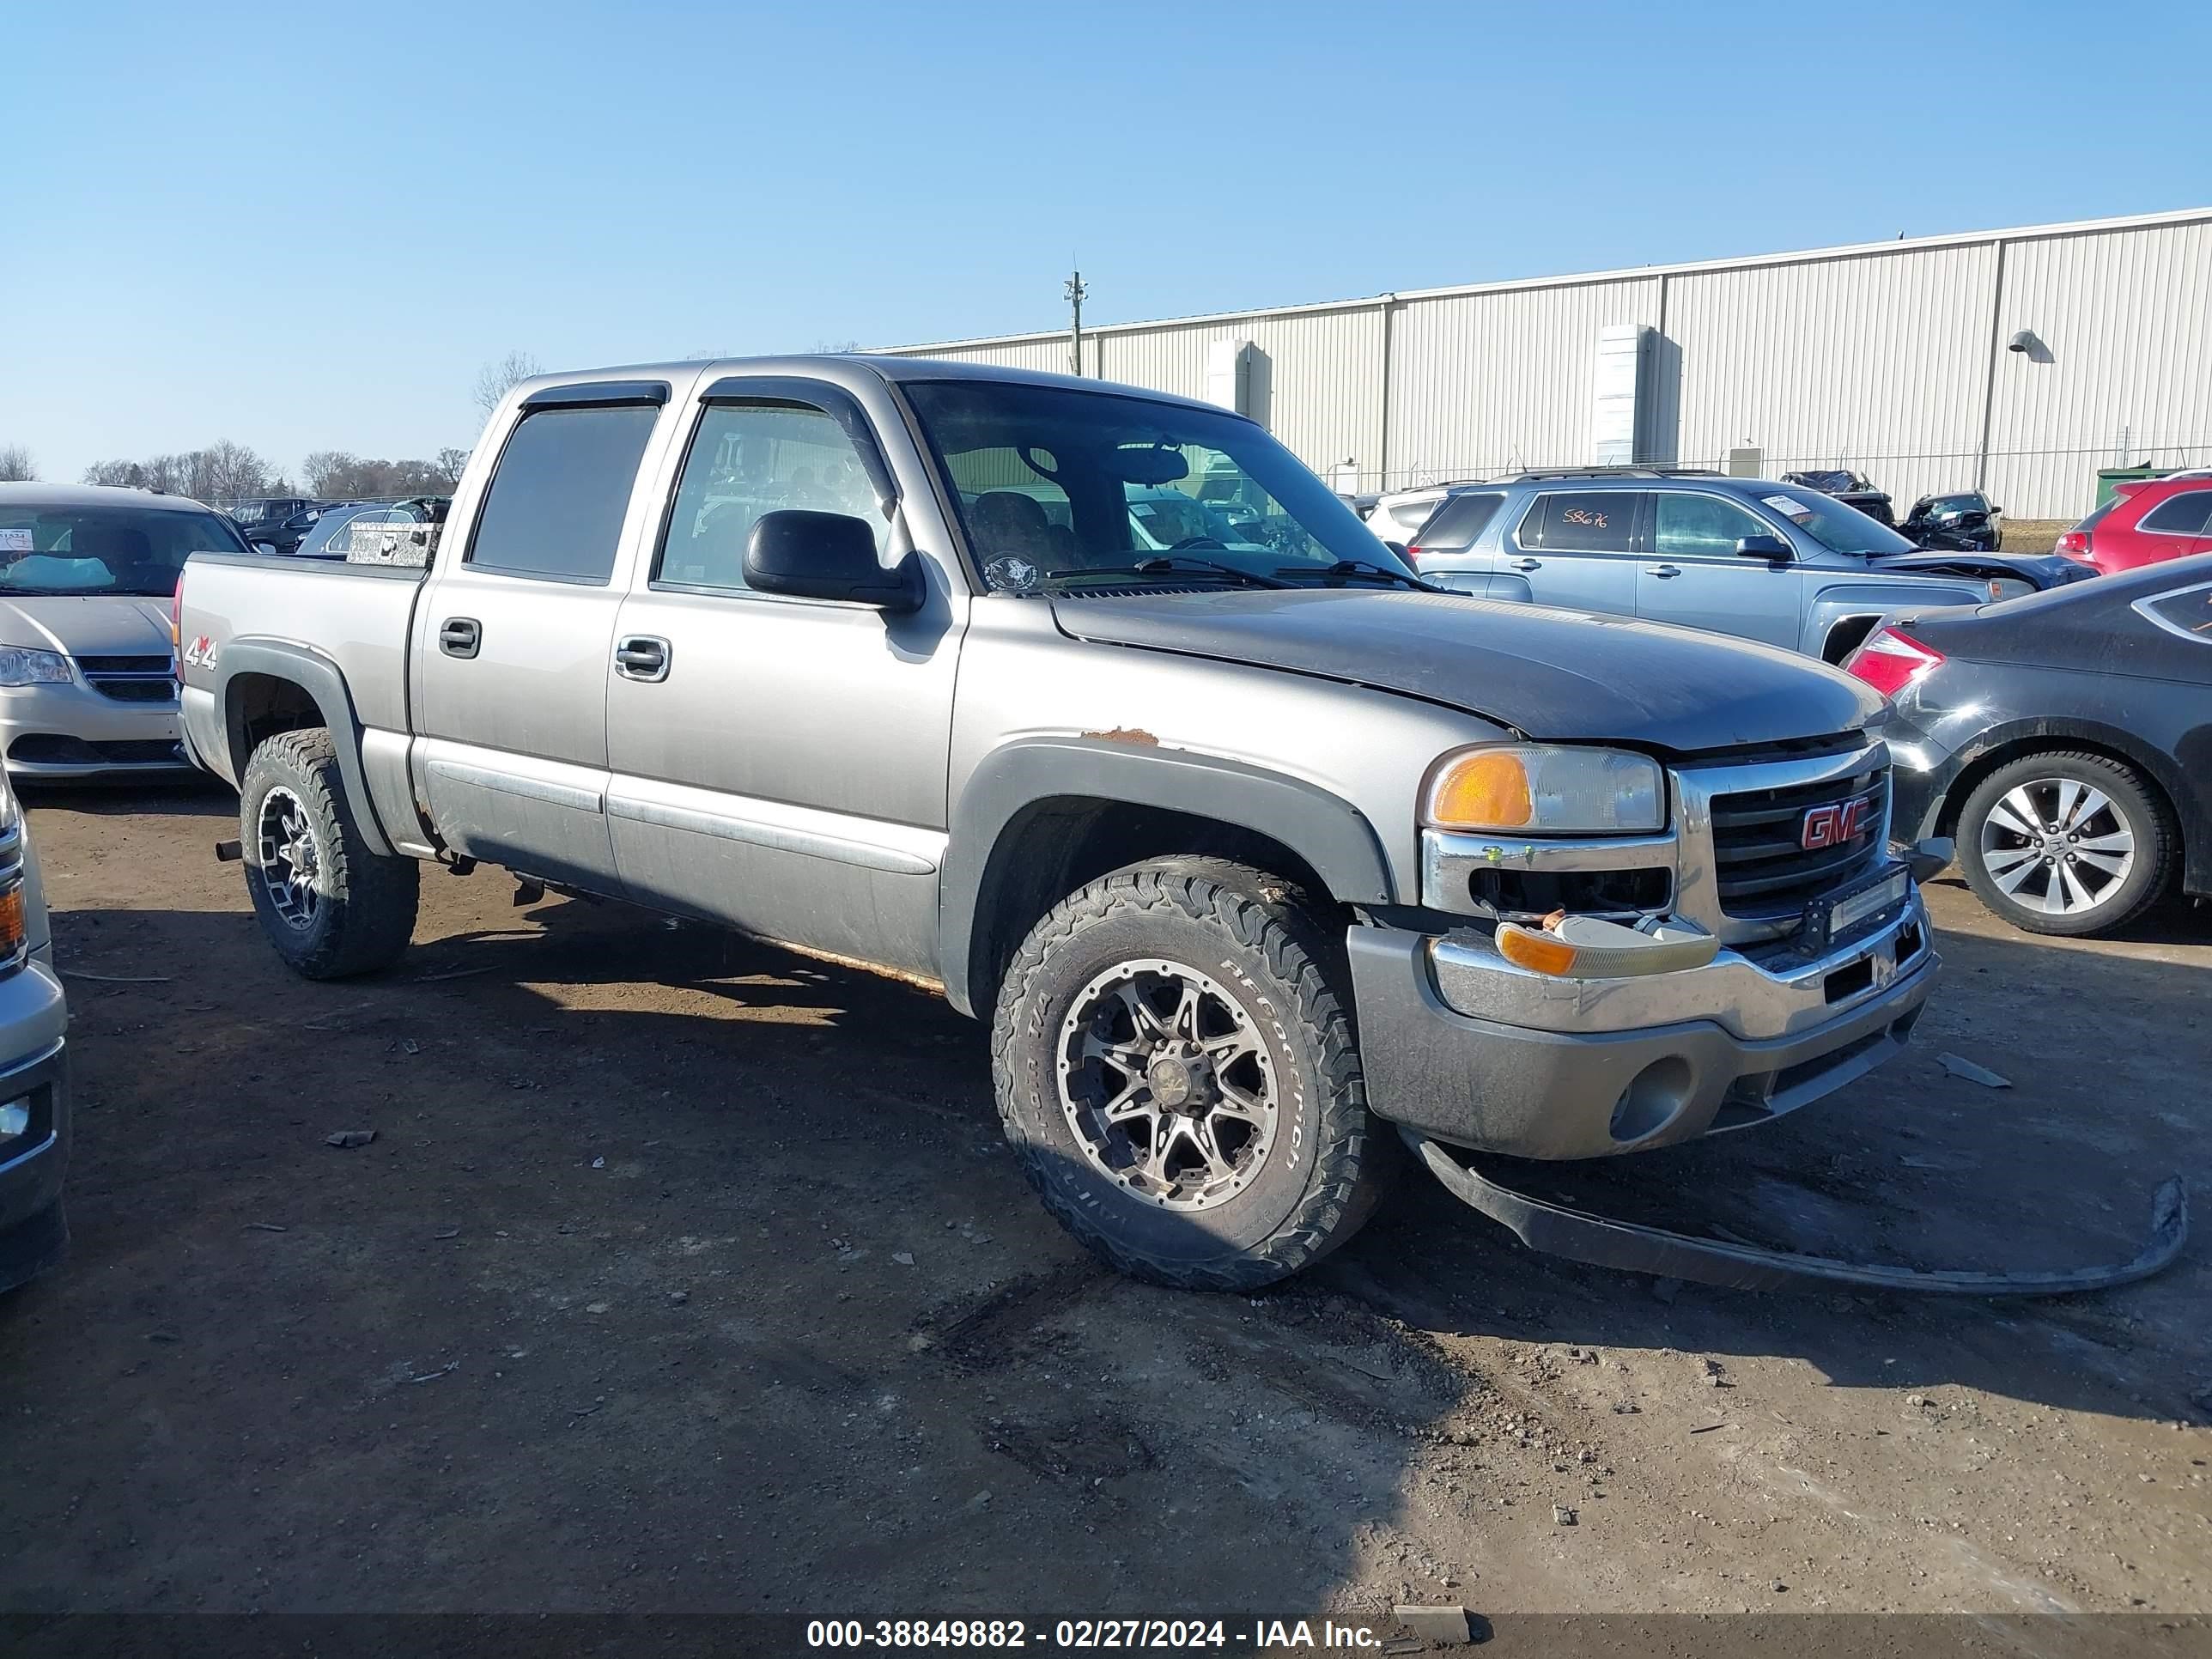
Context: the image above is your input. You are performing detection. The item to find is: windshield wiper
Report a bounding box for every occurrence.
[1043,556,1291,590]
[1274,558,1438,592]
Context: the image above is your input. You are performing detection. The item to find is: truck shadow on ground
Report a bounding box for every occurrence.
[5,885,2204,1620]
[86,883,2212,1428]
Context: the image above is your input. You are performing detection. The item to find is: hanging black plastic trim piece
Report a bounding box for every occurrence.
[1406,1130,2188,1297]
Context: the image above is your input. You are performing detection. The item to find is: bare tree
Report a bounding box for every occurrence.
[472,350,543,417]
[78,443,272,501]
[0,445,34,483]
[304,450,466,498]
[301,451,359,496]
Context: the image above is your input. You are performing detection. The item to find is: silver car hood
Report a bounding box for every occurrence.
[0,593,177,659]
[1050,588,1885,752]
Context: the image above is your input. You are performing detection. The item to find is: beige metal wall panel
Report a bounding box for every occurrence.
[1092,307,1387,481]
[1983,219,2212,520]
[894,337,1079,374]
[1382,278,1662,490]
[1665,242,1999,514]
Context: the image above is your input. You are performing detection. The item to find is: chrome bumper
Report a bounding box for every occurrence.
[1346,888,1937,1161]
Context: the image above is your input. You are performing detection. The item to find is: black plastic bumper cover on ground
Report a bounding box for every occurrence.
[1407,1129,2188,1296]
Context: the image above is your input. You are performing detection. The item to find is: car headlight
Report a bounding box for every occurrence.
[1424,744,1665,835]
[0,648,72,688]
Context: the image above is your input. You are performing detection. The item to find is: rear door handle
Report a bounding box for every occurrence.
[1645,563,1682,579]
[438,617,480,658]
[614,635,671,683]
[1507,557,1541,572]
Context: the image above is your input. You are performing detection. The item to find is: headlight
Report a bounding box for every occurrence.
[0,648,71,688]
[1424,744,1664,835]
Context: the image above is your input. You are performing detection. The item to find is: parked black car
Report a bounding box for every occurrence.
[1784,470,1895,526]
[1844,554,2212,937]
[1900,490,2003,552]
[243,499,341,556]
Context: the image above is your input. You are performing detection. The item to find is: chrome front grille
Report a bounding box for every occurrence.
[1671,741,1893,944]
[1707,760,1889,920]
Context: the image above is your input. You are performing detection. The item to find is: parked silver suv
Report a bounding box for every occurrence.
[179,359,1939,1291]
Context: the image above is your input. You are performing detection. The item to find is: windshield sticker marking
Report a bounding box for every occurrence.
[985,556,1040,593]
[0,529,32,552]
[1763,495,1810,518]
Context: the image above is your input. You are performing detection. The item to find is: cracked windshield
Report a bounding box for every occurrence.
[903,380,1415,592]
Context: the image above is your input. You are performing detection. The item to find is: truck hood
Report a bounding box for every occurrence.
[1049,588,1883,752]
[0,593,177,659]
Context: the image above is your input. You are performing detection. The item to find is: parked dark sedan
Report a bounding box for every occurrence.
[1899,489,2003,552]
[1784,469,1895,526]
[1844,554,2212,936]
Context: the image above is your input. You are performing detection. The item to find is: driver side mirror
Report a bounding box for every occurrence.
[1735,533,1792,562]
[746,509,923,613]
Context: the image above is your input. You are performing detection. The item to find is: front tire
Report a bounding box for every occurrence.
[240,728,420,978]
[1957,750,2173,937]
[991,858,1392,1291]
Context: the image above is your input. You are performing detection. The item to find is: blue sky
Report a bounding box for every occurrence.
[9,0,2209,484]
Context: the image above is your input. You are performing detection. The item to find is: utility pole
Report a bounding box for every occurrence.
[1066,269,1087,376]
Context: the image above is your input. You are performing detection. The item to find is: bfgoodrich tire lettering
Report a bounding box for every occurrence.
[991,858,1392,1290]
[240,728,420,979]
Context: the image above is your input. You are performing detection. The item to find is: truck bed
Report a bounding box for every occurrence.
[177,551,427,792]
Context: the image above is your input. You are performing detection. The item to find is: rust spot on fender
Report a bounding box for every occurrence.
[1082,727,1160,746]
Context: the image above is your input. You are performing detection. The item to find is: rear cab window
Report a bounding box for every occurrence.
[466,401,663,584]
[1518,491,1639,553]
[1413,491,1504,553]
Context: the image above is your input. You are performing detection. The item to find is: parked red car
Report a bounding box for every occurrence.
[2056,473,2212,573]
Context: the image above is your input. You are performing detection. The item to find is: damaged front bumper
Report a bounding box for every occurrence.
[1346,885,1936,1161]
[1407,1135,2188,1296]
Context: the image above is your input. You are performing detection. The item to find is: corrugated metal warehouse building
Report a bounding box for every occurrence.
[880,208,2212,521]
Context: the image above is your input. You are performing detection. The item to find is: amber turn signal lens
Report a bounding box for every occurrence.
[0,887,25,960]
[1428,750,1533,830]
[1496,922,1578,976]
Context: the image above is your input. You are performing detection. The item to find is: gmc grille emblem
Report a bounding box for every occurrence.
[1801,795,1874,851]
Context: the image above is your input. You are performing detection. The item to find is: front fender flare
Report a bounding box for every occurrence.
[216,639,393,856]
[939,737,1395,1016]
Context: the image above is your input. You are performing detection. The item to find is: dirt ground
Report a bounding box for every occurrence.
[3,782,2208,1640]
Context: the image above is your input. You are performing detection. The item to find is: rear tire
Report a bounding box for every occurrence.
[240,729,420,978]
[991,857,1394,1291]
[1957,750,2172,938]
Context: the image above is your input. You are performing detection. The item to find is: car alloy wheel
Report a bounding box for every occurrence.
[1977,777,2136,917]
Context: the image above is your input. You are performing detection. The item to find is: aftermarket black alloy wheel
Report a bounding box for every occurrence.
[992,857,1394,1291]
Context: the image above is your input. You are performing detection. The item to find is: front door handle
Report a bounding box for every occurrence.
[1645,563,1682,579]
[439,617,480,658]
[614,635,671,683]
[1506,556,1541,572]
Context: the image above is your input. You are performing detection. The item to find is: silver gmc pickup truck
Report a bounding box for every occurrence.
[178,356,1939,1290]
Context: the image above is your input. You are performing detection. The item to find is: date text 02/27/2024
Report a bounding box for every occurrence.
[804,1619,1389,1650]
